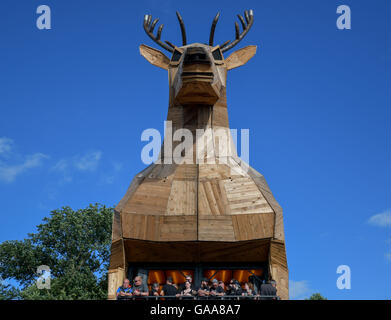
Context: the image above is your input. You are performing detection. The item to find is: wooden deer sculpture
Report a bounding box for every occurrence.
[108,10,289,300]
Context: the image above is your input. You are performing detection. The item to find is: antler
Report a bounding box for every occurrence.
[143,14,174,53]
[143,12,187,53]
[218,10,254,53]
[176,11,187,46]
[209,12,220,46]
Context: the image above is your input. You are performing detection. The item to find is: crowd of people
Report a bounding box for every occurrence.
[117,274,279,300]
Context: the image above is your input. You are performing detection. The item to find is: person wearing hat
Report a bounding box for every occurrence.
[197,278,210,299]
[227,278,243,297]
[209,278,225,298]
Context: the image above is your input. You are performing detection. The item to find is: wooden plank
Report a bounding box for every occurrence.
[111,210,122,242]
[109,239,125,269]
[199,164,231,181]
[173,164,197,180]
[198,216,235,241]
[232,213,275,241]
[107,267,125,300]
[147,164,177,180]
[212,89,229,128]
[203,181,221,215]
[245,163,285,240]
[122,178,171,215]
[159,215,197,241]
[198,179,231,216]
[274,207,285,241]
[269,240,289,300]
[224,177,274,215]
[166,180,196,215]
[115,164,155,213]
[122,214,161,240]
[246,166,273,194]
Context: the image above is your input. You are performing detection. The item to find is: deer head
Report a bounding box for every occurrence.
[139,11,257,106]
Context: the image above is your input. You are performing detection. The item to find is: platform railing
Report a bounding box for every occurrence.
[118,295,280,300]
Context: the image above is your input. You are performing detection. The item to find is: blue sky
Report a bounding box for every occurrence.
[0,0,390,299]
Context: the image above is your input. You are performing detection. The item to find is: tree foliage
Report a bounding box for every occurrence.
[0,204,113,300]
[0,281,17,300]
[306,293,327,300]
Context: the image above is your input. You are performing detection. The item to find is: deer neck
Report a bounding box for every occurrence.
[167,87,229,130]
[161,87,237,164]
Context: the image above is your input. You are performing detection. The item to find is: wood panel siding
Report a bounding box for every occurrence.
[122,178,172,215]
[166,180,197,215]
[269,240,289,300]
[198,216,235,241]
[159,215,197,241]
[232,213,274,240]
[109,239,125,270]
[224,177,274,215]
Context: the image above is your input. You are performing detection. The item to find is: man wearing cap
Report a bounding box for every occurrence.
[197,278,210,299]
[227,279,243,297]
[209,279,225,299]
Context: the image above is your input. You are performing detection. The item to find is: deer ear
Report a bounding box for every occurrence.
[139,44,170,70]
[225,45,257,70]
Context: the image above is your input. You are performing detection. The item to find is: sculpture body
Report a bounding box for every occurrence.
[108,10,289,300]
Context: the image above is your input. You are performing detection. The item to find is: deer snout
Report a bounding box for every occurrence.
[180,47,214,81]
[175,47,220,106]
[183,47,211,66]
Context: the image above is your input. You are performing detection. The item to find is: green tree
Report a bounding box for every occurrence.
[306,293,327,300]
[0,281,18,300]
[0,204,113,300]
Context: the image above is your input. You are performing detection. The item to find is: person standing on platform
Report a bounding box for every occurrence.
[132,276,149,297]
[116,278,133,300]
[160,277,179,299]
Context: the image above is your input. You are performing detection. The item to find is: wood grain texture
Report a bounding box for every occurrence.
[167,180,197,215]
[198,164,232,181]
[111,210,122,242]
[109,239,125,269]
[232,213,274,240]
[269,240,289,300]
[198,216,235,241]
[122,178,172,215]
[107,267,125,300]
[116,158,284,242]
[159,215,197,241]
[224,177,274,215]
[198,180,228,215]
[139,44,170,70]
[225,45,257,70]
[115,164,155,213]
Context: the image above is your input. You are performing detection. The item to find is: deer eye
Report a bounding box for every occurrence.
[171,49,182,62]
[212,48,223,61]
